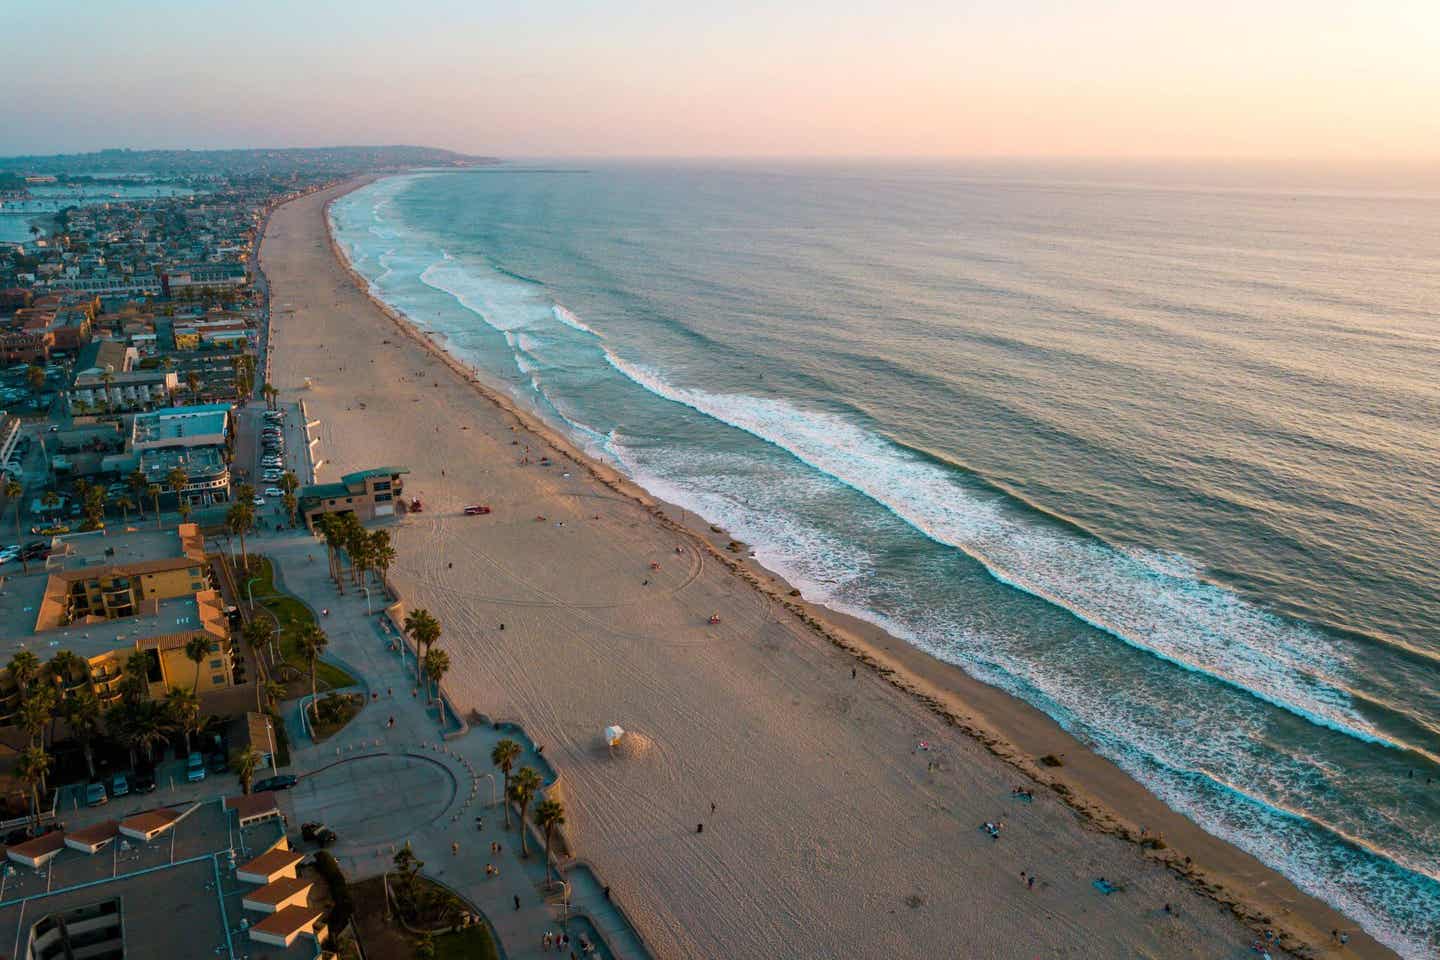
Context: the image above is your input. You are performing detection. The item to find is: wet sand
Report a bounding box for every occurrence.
[261,178,1388,960]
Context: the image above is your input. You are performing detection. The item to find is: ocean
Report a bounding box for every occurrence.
[330,162,1440,957]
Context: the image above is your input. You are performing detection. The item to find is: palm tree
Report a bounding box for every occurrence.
[183,635,210,692]
[535,797,566,882]
[225,499,255,572]
[243,617,276,668]
[115,495,134,525]
[19,687,55,749]
[128,468,148,517]
[262,679,286,710]
[316,514,344,593]
[510,767,542,856]
[147,484,162,527]
[7,650,41,704]
[185,370,201,403]
[297,622,328,724]
[279,469,300,497]
[233,746,262,795]
[40,490,60,528]
[81,484,106,531]
[369,529,396,586]
[491,739,521,829]
[164,685,201,753]
[166,466,188,515]
[177,499,191,523]
[16,746,52,830]
[121,650,152,704]
[46,650,84,745]
[4,478,24,572]
[403,609,441,687]
[262,382,278,410]
[116,701,166,765]
[282,491,297,527]
[63,688,102,778]
[422,648,449,705]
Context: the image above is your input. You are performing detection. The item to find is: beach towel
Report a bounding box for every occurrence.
[1092,879,1118,895]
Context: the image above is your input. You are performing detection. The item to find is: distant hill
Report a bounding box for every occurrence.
[0,145,497,179]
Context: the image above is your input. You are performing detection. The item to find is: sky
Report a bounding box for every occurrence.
[3,0,1439,162]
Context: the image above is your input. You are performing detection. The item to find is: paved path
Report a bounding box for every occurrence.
[263,535,648,960]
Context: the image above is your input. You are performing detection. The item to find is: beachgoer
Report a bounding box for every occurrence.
[697,823,704,833]
[452,841,459,855]
[514,894,520,911]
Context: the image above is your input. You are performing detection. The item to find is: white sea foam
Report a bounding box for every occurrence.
[553,304,601,338]
[599,349,1414,754]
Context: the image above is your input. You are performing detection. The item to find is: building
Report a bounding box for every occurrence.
[69,367,178,413]
[161,262,247,295]
[126,403,233,505]
[297,467,408,529]
[0,524,233,724]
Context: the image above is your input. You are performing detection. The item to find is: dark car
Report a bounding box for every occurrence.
[208,752,229,774]
[133,765,157,793]
[253,774,298,793]
[21,541,49,560]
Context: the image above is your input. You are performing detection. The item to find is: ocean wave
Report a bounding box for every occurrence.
[599,348,1428,757]
[554,303,602,338]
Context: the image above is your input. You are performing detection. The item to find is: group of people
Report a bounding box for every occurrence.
[542,930,599,955]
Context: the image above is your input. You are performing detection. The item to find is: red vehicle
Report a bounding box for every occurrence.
[409,498,424,513]
[463,504,491,516]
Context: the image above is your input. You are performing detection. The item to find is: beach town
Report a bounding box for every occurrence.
[0,148,1391,959]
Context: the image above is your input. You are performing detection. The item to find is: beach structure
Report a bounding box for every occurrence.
[296,466,408,528]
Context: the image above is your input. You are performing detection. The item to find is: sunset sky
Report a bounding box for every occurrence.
[4,0,1438,160]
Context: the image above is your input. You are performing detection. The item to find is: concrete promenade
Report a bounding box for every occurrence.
[258,531,649,960]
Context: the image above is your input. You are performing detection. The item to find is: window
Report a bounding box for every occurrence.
[211,674,225,686]
[191,582,204,591]
[209,659,222,669]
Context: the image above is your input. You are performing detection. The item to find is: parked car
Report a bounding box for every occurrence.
[254,774,298,793]
[133,764,157,793]
[208,752,229,774]
[252,496,265,506]
[85,781,108,806]
[463,504,492,516]
[110,772,130,798]
[30,524,68,536]
[185,752,206,782]
[21,541,49,560]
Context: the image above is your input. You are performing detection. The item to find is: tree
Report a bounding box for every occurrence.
[115,494,134,525]
[369,529,396,586]
[109,700,165,766]
[7,650,41,704]
[40,490,60,526]
[177,499,191,523]
[415,935,436,960]
[46,650,84,745]
[315,514,344,593]
[147,483,162,527]
[182,621,210,683]
[16,746,52,830]
[262,382,278,410]
[80,484,105,531]
[19,686,56,750]
[225,498,255,572]
[535,797,566,883]
[282,491,297,527]
[166,465,188,513]
[121,650,152,704]
[262,679,286,710]
[233,746,262,795]
[392,842,423,907]
[26,364,46,393]
[243,617,276,668]
[509,767,542,857]
[4,478,24,572]
[491,739,521,829]
[403,609,440,688]
[278,469,300,496]
[127,468,148,517]
[422,648,449,705]
[185,370,201,403]
[164,685,202,753]
[297,622,328,725]
[63,688,102,778]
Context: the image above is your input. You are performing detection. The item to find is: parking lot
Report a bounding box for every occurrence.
[231,399,310,528]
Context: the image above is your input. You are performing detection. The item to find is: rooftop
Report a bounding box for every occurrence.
[238,846,303,880]
[244,875,312,905]
[131,403,230,446]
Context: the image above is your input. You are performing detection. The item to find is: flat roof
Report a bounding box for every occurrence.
[137,443,227,481]
[14,594,208,660]
[8,830,65,860]
[340,466,408,485]
[132,404,230,444]
[48,523,204,568]
[119,807,181,837]
[66,820,120,847]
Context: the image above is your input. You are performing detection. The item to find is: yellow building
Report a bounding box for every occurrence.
[0,524,234,724]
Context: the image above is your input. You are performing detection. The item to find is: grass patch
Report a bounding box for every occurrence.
[251,556,357,691]
[433,926,498,960]
[310,692,364,743]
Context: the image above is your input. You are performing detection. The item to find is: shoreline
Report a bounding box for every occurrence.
[278,174,1388,958]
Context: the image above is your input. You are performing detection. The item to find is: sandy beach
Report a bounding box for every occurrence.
[260,178,1390,960]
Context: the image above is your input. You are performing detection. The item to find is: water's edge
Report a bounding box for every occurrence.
[314,174,1392,960]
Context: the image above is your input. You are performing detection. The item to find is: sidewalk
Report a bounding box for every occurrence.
[263,536,648,960]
